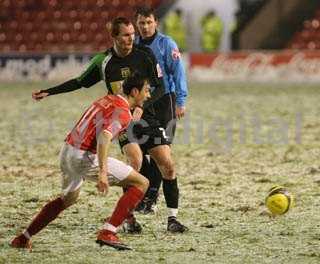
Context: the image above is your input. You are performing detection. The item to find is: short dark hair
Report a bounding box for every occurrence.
[135,6,157,21]
[122,72,149,95]
[110,17,132,37]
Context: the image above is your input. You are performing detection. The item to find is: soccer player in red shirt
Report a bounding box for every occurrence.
[31,17,187,233]
[11,73,150,251]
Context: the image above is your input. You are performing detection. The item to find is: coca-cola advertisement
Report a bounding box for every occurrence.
[189,51,320,82]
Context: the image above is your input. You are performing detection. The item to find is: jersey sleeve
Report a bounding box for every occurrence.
[42,53,105,96]
[139,47,165,109]
[42,78,82,96]
[76,53,105,88]
[165,38,188,107]
[103,108,131,138]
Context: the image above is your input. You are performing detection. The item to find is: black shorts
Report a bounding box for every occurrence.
[153,92,176,143]
[118,122,170,154]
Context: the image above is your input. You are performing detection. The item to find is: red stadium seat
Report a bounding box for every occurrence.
[89,22,99,32]
[30,32,39,42]
[69,10,79,19]
[95,33,105,43]
[112,0,120,7]
[15,33,23,43]
[8,21,18,31]
[0,0,164,52]
[16,0,27,9]
[48,0,58,8]
[303,20,312,30]
[97,0,108,8]
[36,11,47,23]
[311,19,320,30]
[53,10,62,19]
[287,7,320,50]
[0,33,6,43]
[85,11,94,21]
[2,0,10,8]
[34,43,43,51]
[2,44,11,52]
[18,44,27,52]
[63,1,76,11]
[20,11,31,22]
[307,41,317,50]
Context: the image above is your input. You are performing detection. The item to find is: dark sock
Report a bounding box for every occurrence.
[148,158,162,192]
[163,178,179,209]
[146,187,159,202]
[140,156,162,201]
[139,155,152,180]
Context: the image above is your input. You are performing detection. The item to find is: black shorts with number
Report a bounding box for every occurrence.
[119,92,177,152]
[118,121,170,154]
[153,92,176,143]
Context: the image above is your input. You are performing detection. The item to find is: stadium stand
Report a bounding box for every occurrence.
[238,0,320,49]
[232,0,268,50]
[0,0,163,53]
[287,9,320,50]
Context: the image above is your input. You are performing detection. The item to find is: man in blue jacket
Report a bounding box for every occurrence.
[133,6,188,232]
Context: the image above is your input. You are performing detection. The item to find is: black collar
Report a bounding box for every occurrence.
[139,31,157,45]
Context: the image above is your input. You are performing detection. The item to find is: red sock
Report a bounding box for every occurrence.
[26,197,65,237]
[108,186,144,228]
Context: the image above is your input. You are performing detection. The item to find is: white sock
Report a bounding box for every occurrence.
[167,208,178,218]
[102,223,117,233]
[23,230,31,239]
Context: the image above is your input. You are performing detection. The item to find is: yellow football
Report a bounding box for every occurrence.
[265,186,293,215]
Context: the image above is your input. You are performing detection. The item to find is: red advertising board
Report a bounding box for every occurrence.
[189,51,320,82]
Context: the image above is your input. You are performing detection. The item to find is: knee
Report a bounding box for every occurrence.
[143,177,149,190]
[123,144,143,171]
[129,157,143,171]
[162,160,176,180]
[133,174,149,193]
[138,175,149,193]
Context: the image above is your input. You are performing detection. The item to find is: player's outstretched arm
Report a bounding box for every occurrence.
[31,79,82,101]
[31,53,105,101]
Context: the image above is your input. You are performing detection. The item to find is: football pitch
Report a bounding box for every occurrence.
[1,81,320,263]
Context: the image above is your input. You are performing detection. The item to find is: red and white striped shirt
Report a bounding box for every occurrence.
[65,95,131,153]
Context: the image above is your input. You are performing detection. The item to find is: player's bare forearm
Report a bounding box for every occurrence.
[97,130,113,194]
[97,130,112,173]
